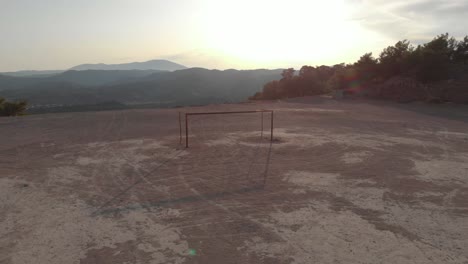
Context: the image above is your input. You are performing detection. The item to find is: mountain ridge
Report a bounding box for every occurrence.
[0,70,64,77]
[69,59,187,71]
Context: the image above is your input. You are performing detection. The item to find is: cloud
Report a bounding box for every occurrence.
[348,0,468,43]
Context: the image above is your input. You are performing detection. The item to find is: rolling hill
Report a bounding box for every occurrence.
[0,68,283,112]
[0,69,161,89]
[50,70,162,86]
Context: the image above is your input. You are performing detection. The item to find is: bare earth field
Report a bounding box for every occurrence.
[1,97,468,264]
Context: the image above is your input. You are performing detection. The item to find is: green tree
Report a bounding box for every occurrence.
[378,40,413,78]
[414,33,457,82]
[454,36,468,64]
[262,80,281,99]
[327,65,348,91]
[354,53,378,83]
[281,68,295,80]
[297,65,333,95]
[423,33,457,59]
[0,97,28,116]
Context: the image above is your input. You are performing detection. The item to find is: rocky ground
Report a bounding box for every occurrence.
[1,97,468,264]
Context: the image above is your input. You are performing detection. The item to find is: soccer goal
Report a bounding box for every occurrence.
[178,110,274,148]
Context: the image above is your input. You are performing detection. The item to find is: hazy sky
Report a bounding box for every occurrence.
[1,0,467,71]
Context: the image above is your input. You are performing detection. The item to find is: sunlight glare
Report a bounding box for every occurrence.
[200,0,366,68]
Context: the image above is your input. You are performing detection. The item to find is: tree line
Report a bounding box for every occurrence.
[250,33,468,102]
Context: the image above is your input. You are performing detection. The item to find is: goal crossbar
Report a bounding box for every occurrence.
[179,110,274,148]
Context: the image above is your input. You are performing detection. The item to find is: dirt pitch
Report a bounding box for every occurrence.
[1,97,468,264]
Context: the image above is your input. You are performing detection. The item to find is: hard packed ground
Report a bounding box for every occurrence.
[1,97,468,264]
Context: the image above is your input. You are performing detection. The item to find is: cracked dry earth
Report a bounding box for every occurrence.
[1,97,468,264]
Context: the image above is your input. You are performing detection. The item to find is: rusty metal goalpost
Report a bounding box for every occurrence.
[178,110,274,148]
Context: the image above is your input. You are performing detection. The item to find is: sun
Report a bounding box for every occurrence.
[199,0,368,68]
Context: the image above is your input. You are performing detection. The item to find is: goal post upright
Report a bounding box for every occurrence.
[270,110,274,142]
[179,112,182,145]
[261,112,264,138]
[180,109,274,148]
[185,113,189,148]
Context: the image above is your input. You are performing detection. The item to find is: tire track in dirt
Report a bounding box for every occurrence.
[86,110,186,208]
[171,113,322,256]
[1,113,107,264]
[105,111,132,189]
[197,117,310,225]
[1,113,92,221]
[413,119,467,260]
[366,117,465,262]
[175,161,316,260]
[91,111,194,212]
[161,114,275,246]
[361,118,463,259]
[90,148,186,216]
[0,113,83,172]
[80,111,125,203]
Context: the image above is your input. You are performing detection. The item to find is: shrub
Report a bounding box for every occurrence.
[0,97,28,116]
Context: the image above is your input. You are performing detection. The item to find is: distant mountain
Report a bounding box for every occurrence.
[69,59,187,71]
[51,70,161,86]
[1,70,64,77]
[0,68,283,110]
[1,59,185,78]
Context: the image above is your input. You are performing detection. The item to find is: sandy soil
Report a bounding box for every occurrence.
[1,97,468,264]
